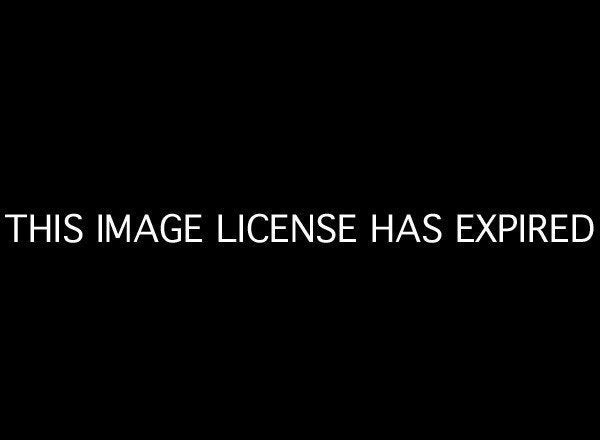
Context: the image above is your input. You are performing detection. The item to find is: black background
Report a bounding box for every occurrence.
[1,6,597,434]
